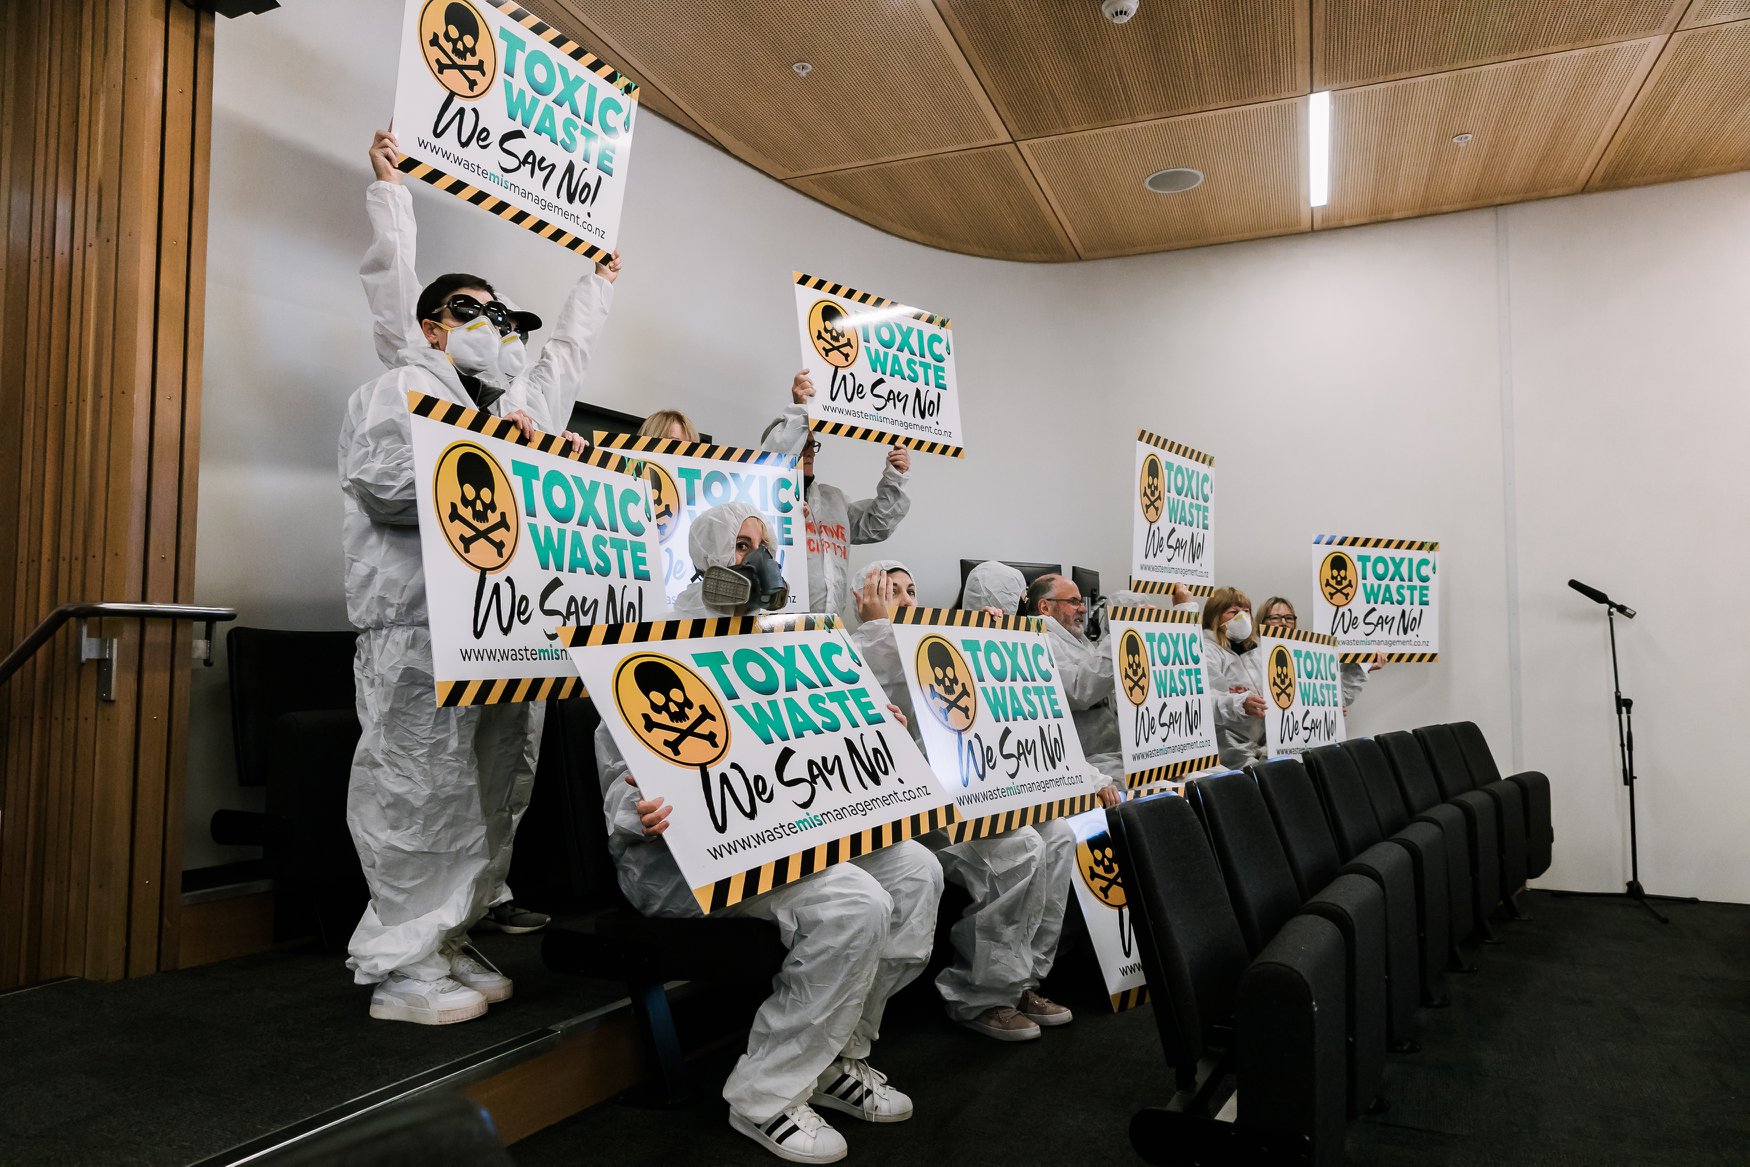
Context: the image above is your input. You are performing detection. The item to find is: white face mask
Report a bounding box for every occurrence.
[1225,611,1252,642]
[441,317,501,377]
[497,333,527,379]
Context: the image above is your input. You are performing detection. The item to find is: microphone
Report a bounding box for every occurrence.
[1568,578,1636,619]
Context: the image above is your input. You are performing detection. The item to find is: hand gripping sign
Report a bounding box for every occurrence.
[393,0,638,260]
[562,614,957,912]
[887,608,1105,841]
[1063,805,1148,1012]
[591,433,807,613]
[408,392,660,705]
[1259,628,1347,758]
[1129,429,1215,596]
[1310,536,1440,662]
[1108,607,1220,789]
[792,273,965,459]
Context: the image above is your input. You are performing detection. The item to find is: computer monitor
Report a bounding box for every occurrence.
[952,559,1064,614]
[567,400,711,444]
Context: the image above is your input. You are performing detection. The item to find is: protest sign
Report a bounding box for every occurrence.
[887,608,1105,840]
[562,613,957,911]
[1310,536,1440,662]
[1108,607,1220,789]
[1128,430,1215,596]
[792,273,964,459]
[591,434,806,613]
[408,392,659,705]
[1259,628,1346,758]
[393,0,637,260]
[1064,806,1149,1011]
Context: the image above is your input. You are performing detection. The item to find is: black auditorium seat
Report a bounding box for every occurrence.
[1342,736,1459,1001]
[1189,770,1391,1113]
[1376,729,1502,942]
[1448,720,1553,880]
[1417,723,1529,916]
[1110,791,1349,1167]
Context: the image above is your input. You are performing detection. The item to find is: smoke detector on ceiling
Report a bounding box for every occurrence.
[1101,0,1140,25]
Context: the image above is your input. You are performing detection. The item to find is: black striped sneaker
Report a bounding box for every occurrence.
[729,1103,847,1164]
[810,1057,914,1123]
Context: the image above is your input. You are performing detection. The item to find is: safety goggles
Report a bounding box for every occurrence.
[430,295,516,336]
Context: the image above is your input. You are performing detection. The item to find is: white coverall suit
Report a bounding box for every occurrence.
[760,404,911,621]
[594,508,943,1123]
[851,561,1050,1021]
[340,205,615,983]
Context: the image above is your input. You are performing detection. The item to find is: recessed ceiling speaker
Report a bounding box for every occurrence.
[1144,167,1204,194]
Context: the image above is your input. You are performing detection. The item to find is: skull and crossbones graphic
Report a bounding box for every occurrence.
[921,637,976,732]
[1269,646,1297,710]
[1320,551,1357,606]
[635,659,720,756]
[447,450,511,556]
[427,2,489,93]
[1077,833,1132,955]
[1120,630,1150,706]
[1139,454,1165,524]
[809,301,858,368]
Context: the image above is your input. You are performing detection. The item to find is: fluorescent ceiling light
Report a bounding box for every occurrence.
[1309,91,1330,208]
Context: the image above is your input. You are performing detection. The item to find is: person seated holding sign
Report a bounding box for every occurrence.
[1256,594,1384,714]
[340,137,622,1023]
[594,504,943,1164]
[1199,587,1272,769]
[850,561,1074,1042]
[761,373,912,621]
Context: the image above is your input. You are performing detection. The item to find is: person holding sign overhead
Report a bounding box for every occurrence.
[595,505,942,1164]
[761,373,912,621]
[339,133,622,1025]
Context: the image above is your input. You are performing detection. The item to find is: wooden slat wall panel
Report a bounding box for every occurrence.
[1020,99,1310,258]
[0,0,214,990]
[1317,39,1662,229]
[1680,0,1750,27]
[936,0,1308,139]
[1314,0,1685,89]
[566,0,1008,178]
[1590,21,1750,189]
[789,145,1077,262]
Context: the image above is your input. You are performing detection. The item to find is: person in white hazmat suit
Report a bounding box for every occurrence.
[358,129,578,938]
[595,505,943,1165]
[760,372,911,620]
[1256,594,1382,712]
[340,137,621,1024]
[1196,586,1271,769]
[850,561,1074,1041]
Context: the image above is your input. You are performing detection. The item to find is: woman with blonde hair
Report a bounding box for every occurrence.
[1200,586,1269,768]
[637,408,699,442]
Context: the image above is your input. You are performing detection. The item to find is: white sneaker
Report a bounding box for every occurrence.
[368,972,487,1025]
[811,1057,914,1123]
[448,943,513,1003]
[729,1103,848,1164]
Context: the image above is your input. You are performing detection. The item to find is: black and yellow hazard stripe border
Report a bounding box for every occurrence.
[1344,650,1438,664]
[1127,578,1214,597]
[409,392,631,473]
[1108,606,1200,625]
[1263,627,1338,647]
[436,675,586,708]
[1110,985,1149,1012]
[1314,535,1439,552]
[807,417,965,460]
[691,802,961,912]
[592,431,800,468]
[893,607,1045,635]
[558,612,840,649]
[793,271,950,330]
[1135,428,1214,466]
[941,792,1103,843]
[1123,754,1219,790]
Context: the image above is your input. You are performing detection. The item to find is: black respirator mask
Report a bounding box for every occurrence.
[700,546,790,612]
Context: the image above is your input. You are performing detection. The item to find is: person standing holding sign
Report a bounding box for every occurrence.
[339,134,622,1024]
[595,505,942,1164]
[762,373,911,621]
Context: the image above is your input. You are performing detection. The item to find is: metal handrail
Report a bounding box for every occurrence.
[0,602,239,697]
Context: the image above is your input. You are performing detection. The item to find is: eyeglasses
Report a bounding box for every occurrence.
[802,440,822,453]
[430,295,515,335]
[1046,594,1086,609]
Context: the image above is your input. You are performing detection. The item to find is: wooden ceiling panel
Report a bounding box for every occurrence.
[524,0,718,145]
[1315,0,1685,89]
[1679,1,1750,27]
[565,1,1007,179]
[1317,39,1661,229]
[935,1,1308,139]
[789,146,1077,262]
[1020,100,1309,258]
[1591,21,1750,189]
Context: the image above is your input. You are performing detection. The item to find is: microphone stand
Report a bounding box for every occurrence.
[1556,604,1696,922]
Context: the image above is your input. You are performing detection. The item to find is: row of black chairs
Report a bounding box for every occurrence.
[1108,721,1553,1167]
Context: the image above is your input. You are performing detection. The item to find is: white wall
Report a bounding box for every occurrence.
[190,0,1748,901]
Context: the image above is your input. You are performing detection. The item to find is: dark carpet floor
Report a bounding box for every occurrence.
[511,892,1750,1167]
[0,929,621,1167]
